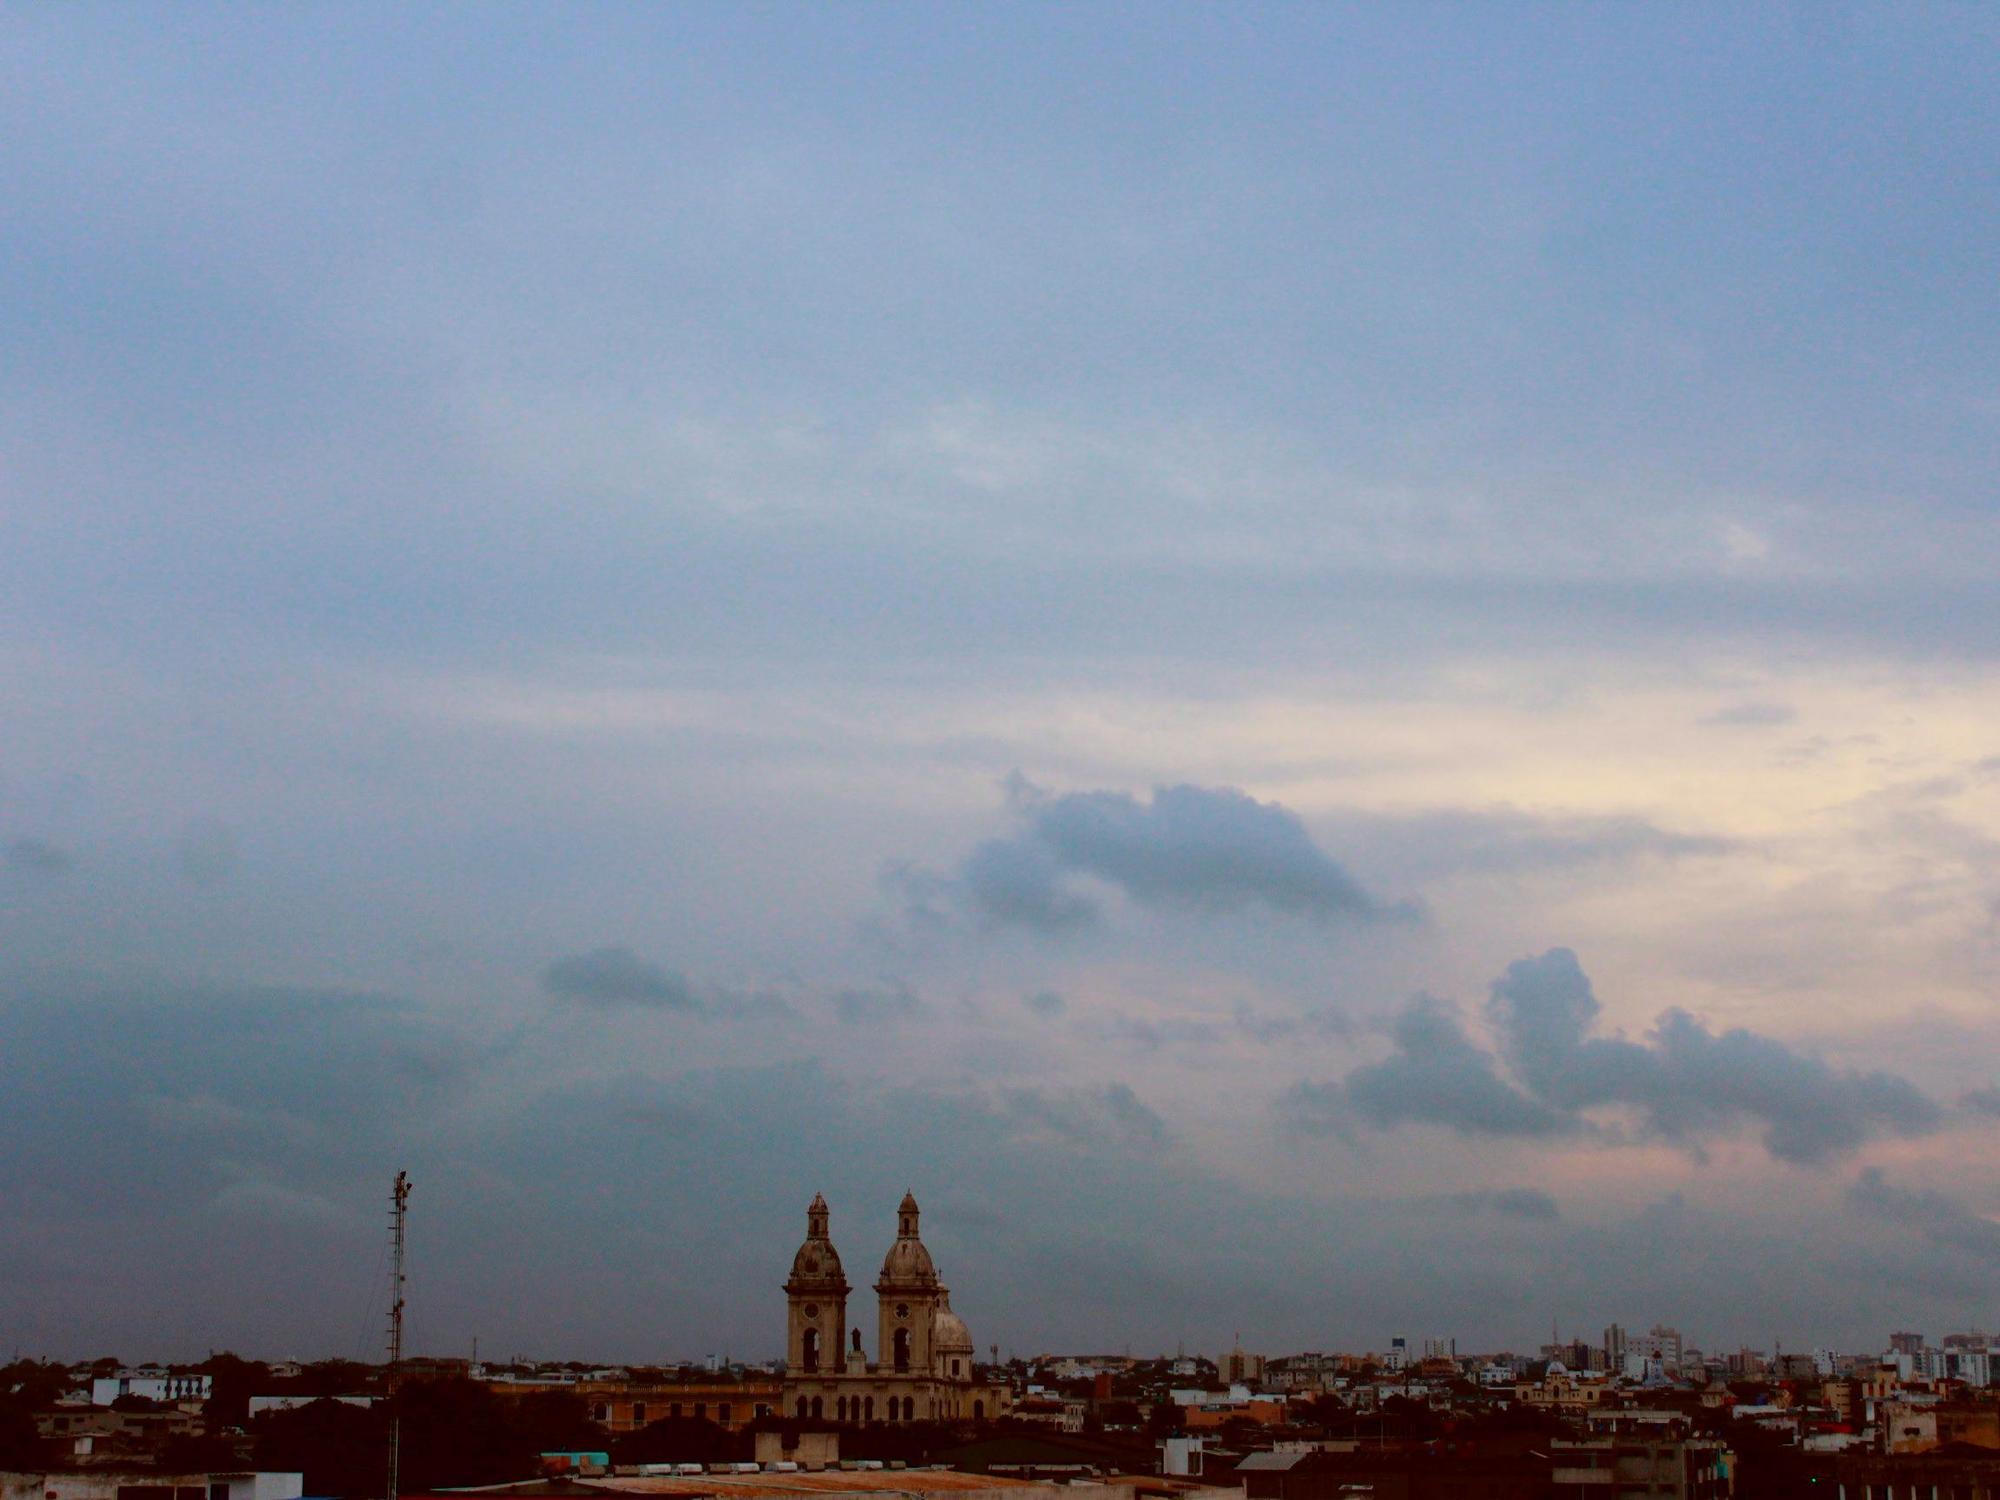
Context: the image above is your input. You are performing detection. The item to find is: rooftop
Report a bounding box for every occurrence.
[572,1474,1042,1496]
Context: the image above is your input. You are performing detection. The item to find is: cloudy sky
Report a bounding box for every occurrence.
[4,4,2000,1366]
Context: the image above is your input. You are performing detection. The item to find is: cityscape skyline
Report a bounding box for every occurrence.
[5,4,2000,1370]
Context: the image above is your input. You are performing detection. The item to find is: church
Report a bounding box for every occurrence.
[781,1192,1012,1425]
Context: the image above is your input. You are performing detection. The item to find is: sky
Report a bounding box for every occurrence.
[3,3,2000,1367]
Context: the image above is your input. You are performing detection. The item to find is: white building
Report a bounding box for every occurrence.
[3,1472,299,1500]
[88,1373,212,1407]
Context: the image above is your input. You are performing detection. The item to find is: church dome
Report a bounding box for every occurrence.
[878,1235,937,1284]
[791,1237,847,1285]
[785,1192,849,1292]
[933,1299,973,1353]
[877,1190,940,1286]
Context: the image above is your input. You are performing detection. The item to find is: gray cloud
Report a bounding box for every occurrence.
[1702,700,1798,728]
[1024,990,1066,1018]
[1304,949,1944,1164]
[1320,808,1735,883]
[1000,1083,1170,1155]
[1848,1168,2000,1264]
[541,946,699,1010]
[960,837,1099,931]
[906,779,1401,934]
[4,837,72,875]
[829,983,923,1025]
[1235,1002,1352,1045]
[1488,1187,1562,1221]
[1962,1087,2000,1118]
[1287,995,1574,1140]
[1490,949,1943,1163]
[1087,1011,1226,1051]
[0,964,1977,1361]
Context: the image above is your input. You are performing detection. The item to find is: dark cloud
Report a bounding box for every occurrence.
[960,837,1099,931]
[1087,1012,1225,1051]
[541,947,699,1010]
[1702,700,1797,728]
[1962,1087,2000,1118]
[1490,949,1943,1164]
[3,837,72,875]
[1303,949,1943,1165]
[1424,1187,1562,1221]
[1291,996,1573,1140]
[1024,990,1066,1018]
[829,984,923,1025]
[0,967,1971,1362]
[1848,1169,2000,1263]
[904,779,1401,935]
[1488,1187,1562,1221]
[1001,1083,1170,1155]
[1024,782,1386,918]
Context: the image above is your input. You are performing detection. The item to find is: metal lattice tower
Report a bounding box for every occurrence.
[386,1171,411,1500]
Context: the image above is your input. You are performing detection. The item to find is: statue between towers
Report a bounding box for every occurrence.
[781,1192,1011,1426]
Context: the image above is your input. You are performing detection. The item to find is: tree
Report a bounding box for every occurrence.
[0,1401,52,1470]
[156,1433,248,1473]
[299,1361,376,1397]
[1098,1400,1143,1430]
[198,1352,272,1430]
[392,1377,541,1491]
[252,1399,388,1497]
[609,1417,735,1466]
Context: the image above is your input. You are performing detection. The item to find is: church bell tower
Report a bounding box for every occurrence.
[784,1193,851,1375]
[875,1191,945,1378]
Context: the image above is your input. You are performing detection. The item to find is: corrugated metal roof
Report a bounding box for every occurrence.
[1233,1454,1307,1471]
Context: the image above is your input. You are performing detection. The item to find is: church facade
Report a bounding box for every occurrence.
[781,1192,1012,1425]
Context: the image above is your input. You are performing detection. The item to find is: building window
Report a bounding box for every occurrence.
[973,1401,984,1421]
[810,1396,823,1420]
[796,1398,808,1420]
[592,1403,610,1424]
[632,1402,646,1425]
[719,1404,732,1425]
[803,1327,821,1373]
[864,1396,875,1422]
[669,1403,682,1419]
[695,1404,706,1420]
[893,1328,911,1373]
[952,1359,961,1377]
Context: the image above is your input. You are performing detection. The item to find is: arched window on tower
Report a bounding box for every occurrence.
[802,1327,821,1373]
[864,1396,875,1422]
[893,1327,911,1373]
[973,1400,984,1421]
[810,1396,823,1420]
[796,1398,808,1420]
[902,1397,915,1421]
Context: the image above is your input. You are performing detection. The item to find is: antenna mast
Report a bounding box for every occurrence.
[386,1171,411,1500]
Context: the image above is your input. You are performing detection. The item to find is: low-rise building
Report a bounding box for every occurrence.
[86,1374,212,1408]
[1,1470,300,1500]
[1549,1437,1733,1499]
